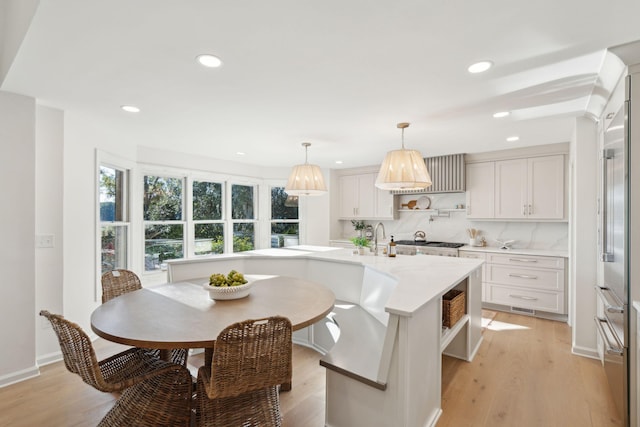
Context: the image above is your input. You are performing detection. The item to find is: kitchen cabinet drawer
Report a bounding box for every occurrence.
[485,284,564,313]
[486,253,565,269]
[486,264,564,291]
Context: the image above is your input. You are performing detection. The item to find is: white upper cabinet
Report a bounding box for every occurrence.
[494,158,528,218]
[526,155,565,219]
[466,154,565,220]
[339,173,395,220]
[466,162,495,218]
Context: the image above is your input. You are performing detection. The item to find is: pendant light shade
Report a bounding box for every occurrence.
[285,142,327,196]
[375,123,432,190]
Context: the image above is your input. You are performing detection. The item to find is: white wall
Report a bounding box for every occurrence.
[570,116,599,357]
[0,91,37,385]
[34,104,64,363]
[62,112,139,332]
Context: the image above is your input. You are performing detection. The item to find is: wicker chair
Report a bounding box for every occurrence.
[101,269,143,303]
[101,269,189,366]
[196,316,293,427]
[39,310,192,426]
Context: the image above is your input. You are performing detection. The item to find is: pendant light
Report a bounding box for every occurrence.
[285,142,327,196]
[375,122,432,190]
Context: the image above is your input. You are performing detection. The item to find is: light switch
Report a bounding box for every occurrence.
[36,234,55,248]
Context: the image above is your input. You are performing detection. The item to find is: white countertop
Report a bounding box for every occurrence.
[246,245,484,316]
[458,245,568,258]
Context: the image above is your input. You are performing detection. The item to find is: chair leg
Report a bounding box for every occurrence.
[98,365,193,427]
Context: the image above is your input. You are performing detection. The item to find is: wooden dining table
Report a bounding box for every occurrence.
[91,274,335,389]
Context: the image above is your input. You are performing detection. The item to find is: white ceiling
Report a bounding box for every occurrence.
[3,0,640,169]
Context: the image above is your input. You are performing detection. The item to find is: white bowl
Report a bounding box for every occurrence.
[203,280,254,300]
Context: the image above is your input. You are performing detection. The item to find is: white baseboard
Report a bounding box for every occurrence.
[37,350,63,367]
[0,365,40,388]
[572,345,600,360]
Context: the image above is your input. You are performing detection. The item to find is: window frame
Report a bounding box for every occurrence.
[189,177,226,257]
[228,181,259,253]
[141,172,187,273]
[96,151,135,302]
[269,185,300,248]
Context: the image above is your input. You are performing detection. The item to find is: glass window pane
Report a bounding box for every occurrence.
[195,223,224,255]
[144,224,184,271]
[233,223,254,252]
[193,181,222,220]
[232,184,254,219]
[271,187,298,219]
[101,225,127,273]
[143,175,183,221]
[270,223,299,248]
[100,166,125,221]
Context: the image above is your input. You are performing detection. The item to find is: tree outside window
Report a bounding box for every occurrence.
[143,175,184,271]
[193,180,224,255]
[100,165,128,273]
[231,184,255,252]
[270,187,299,247]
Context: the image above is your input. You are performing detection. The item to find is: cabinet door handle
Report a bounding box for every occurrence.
[522,204,526,216]
[508,273,538,279]
[595,285,624,313]
[528,204,532,215]
[600,149,615,262]
[509,294,538,301]
[508,258,538,263]
[594,316,624,355]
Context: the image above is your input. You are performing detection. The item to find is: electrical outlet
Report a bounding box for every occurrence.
[36,234,55,248]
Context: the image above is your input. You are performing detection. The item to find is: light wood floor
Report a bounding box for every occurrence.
[0,311,622,426]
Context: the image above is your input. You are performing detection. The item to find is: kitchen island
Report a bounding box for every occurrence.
[167,246,484,427]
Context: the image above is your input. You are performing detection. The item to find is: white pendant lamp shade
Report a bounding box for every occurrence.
[375,123,432,190]
[285,142,327,196]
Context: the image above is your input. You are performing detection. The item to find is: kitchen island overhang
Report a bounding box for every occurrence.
[167,246,484,427]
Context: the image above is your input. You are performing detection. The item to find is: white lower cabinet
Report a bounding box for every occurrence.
[485,253,566,314]
[459,251,487,301]
[459,250,567,317]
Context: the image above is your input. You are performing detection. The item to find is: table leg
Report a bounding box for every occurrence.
[158,349,171,361]
[280,381,292,392]
[204,347,214,367]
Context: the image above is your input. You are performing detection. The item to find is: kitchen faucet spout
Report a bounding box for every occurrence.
[373,222,386,256]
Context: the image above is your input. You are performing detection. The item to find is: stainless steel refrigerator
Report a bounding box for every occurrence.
[595,69,639,427]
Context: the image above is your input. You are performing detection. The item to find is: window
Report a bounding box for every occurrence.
[99,165,129,273]
[270,187,299,247]
[193,180,224,255]
[231,184,256,252]
[143,175,184,271]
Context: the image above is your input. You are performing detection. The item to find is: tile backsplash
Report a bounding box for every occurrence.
[339,192,568,251]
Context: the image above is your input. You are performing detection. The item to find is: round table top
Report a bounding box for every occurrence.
[91,275,335,349]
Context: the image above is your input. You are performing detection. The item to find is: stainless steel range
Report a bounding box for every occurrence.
[394,240,464,257]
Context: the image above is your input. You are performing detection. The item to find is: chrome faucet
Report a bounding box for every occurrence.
[373,222,386,256]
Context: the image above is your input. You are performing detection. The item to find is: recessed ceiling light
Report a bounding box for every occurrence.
[335,160,343,164]
[236,152,245,156]
[493,111,510,118]
[196,54,223,68]
[468,60,493,74]
[506,136,520,142]
[121,105,140,113]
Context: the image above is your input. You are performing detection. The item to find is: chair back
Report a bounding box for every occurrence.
[101,269,142,303]
[208,316,292,399]
[39,310,108,390]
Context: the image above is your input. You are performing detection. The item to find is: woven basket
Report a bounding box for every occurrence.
[442,289,465,328]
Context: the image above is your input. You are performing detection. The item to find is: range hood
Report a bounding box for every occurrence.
[390,153,465,194]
